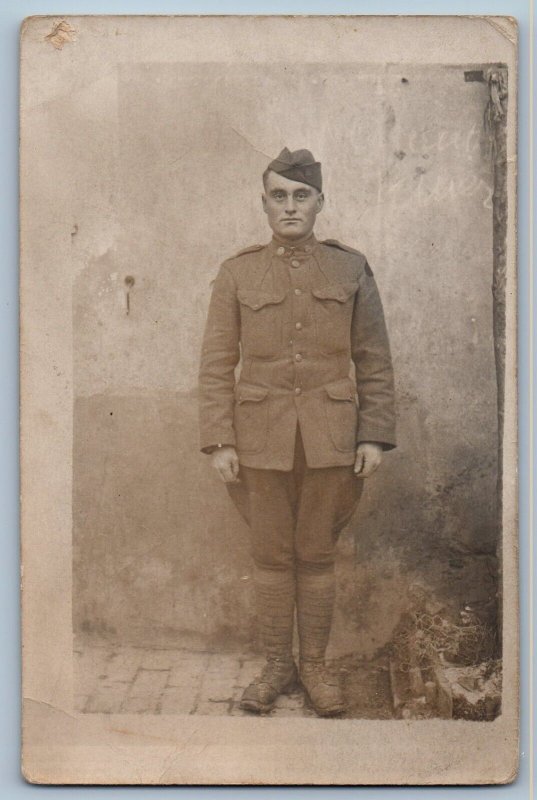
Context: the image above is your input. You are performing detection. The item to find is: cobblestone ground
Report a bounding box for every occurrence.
[74,639,393,719]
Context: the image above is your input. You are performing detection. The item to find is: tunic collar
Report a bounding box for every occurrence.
[269,233,318,259]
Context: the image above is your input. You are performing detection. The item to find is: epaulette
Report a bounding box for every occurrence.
[232,244,265,257]
[321,239,362,256]
[321,239,373,276]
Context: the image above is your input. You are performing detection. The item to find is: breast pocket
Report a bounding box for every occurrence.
[234,383,269,454]
[324,377,358,452]
[311,282,359,354]
[238,289,287,359]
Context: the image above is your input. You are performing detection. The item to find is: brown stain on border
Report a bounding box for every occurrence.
[45,20,77,50]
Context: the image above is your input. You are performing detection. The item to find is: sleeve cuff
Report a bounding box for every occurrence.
[357,425,397,451]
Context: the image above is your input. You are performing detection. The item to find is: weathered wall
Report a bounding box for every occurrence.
[72,63,499,656]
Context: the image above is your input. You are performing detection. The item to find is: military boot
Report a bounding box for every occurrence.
[297,570,346,716]
[299,660,346,716]
[239,657,298,713]
[239,568,297,714]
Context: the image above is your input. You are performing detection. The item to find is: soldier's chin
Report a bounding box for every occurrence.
[277,222,306,239]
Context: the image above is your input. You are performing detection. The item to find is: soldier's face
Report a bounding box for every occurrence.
[262,172,324,242]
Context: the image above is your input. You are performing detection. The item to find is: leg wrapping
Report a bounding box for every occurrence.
[253,566,296,662]
[296,570,336,664]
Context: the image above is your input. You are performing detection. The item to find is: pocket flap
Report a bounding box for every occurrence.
[236,384,269,403]
[238,289,287,310]
[325,378,356,401]
[312,282,359,303]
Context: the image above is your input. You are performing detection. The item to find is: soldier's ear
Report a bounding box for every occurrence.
[261,193,268,214]
[316,192,324,213]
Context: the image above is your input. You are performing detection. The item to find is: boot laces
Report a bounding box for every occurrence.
[300,661,339,687]
[260,657,294,681]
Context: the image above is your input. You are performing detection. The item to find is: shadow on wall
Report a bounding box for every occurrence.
[73,386,499,657]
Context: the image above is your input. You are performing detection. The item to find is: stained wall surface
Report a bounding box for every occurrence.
[71,62,499,655]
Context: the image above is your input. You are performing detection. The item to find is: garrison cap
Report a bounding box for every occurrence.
[266,147,322,192]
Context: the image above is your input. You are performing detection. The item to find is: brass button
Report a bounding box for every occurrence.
[295,353,303,362]
[304,245,311,253]
[291,259,300,268]
[277,246,285,256]
[295,387,302,395]
[295,322,302,330]
[294,288,302,296]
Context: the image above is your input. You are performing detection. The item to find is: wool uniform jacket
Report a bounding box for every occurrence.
[198,235,396,470]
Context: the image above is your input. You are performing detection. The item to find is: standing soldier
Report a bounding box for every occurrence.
[198,148,396,716]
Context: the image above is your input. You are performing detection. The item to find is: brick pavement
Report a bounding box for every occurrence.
[74,639,393,718]
[74,640,317,717]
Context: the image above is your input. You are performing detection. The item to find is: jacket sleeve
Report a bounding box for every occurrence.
[351,263,397,450]
[198,264,240,453]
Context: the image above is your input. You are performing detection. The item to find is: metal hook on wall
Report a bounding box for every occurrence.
[124,275,135,315]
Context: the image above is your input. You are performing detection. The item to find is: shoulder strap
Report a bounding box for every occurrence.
[233,244,266,257]
[321,239,373,275]
[321,239,362,256]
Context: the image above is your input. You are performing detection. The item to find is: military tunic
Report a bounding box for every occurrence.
[198,234,396,471]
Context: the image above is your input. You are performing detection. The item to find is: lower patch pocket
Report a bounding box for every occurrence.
[234,385,269,454]
[324,380,358,452]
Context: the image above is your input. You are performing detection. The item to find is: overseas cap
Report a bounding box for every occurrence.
[266,147,322,192]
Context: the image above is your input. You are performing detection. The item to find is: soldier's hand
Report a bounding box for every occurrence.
[354,442,383,478]
[211,446,240,483]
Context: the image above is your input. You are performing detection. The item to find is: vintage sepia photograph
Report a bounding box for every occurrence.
[20,15,518,784]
